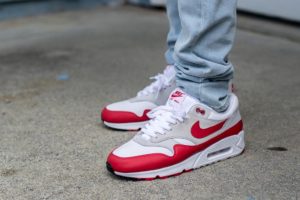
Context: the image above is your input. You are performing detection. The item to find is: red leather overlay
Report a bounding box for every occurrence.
[101,108,150,123]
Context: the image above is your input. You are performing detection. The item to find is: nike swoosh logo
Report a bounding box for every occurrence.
[191,120,227,139]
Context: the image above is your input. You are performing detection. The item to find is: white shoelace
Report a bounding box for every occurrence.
[137,67,174,97]
[140,105,187,140]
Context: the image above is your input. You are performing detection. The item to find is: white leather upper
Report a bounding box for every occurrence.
[107,100,157,116]
[113,140,173,157]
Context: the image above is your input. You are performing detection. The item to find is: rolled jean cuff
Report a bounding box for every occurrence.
[165,49,176,65]
[174,60,233,112]
[176,79,231,112]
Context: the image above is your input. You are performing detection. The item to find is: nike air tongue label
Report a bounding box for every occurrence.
[170,90,186,104]
[169,89,200,112]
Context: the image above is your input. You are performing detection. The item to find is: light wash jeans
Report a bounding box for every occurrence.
[165,0,237,112]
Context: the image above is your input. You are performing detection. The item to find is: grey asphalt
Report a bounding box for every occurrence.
[0,5,299,200]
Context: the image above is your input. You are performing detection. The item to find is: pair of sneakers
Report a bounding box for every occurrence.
[102,65,245,180]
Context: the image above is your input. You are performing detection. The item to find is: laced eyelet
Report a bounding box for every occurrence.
[196,108,206,115]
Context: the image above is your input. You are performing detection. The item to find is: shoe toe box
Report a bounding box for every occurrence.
[107,140,174,173]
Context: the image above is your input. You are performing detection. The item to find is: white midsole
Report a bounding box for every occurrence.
[115,131,245,178]
[104,121,148,130]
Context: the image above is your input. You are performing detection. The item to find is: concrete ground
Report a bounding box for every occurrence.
[0,5,299,200]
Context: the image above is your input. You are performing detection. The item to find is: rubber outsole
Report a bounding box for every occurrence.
[107,151,245,181]
[103,121,148,131]
[106,162,139,181]
[106,162,195,181]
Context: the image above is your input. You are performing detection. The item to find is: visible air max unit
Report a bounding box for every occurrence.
[106,89,245,180]
[101,65,176,130]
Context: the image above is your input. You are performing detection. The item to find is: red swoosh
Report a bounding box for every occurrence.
[191,120,227,139]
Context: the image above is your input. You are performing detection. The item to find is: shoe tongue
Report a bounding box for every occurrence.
[167,88,199,112]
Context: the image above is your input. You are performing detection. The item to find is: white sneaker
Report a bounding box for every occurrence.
[106,88,245,180]
[101,65,176,130]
